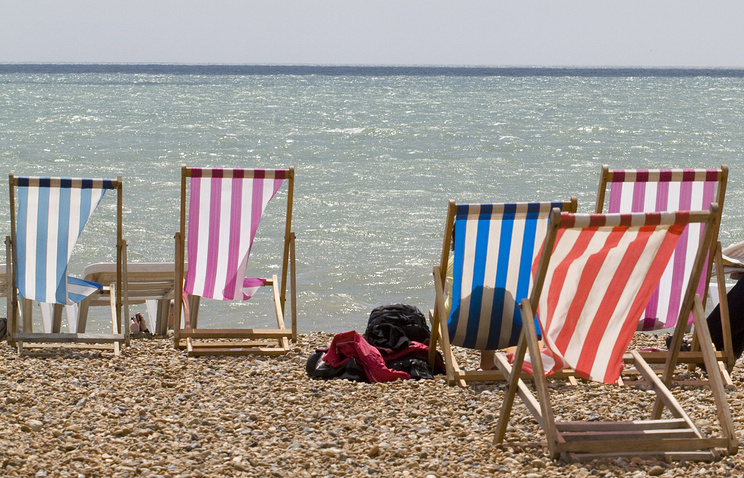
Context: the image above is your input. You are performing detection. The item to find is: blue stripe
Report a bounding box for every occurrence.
[35,186,50,302]
[462,204,492,349]
[447,206,469,340]
[487,203,515,349]
[67,276,102,303]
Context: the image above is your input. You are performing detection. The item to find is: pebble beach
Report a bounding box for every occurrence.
[0,332,743,478]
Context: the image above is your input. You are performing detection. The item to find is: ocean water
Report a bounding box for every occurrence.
[1,65,744,333]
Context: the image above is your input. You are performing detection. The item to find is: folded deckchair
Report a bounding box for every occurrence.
[494,207,737,462]
[595,165,735,380]
[429,198,577,386]
[79,262,186,336]
[7,175,128,354]
[174,166,297,356]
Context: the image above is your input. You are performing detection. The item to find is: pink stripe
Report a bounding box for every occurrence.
[663,180,693,327]
[184,176,202,296]
[222,176,244,300]
[608,182,622,213]
[202,176,223,299]
[631,182,646,212]
[641,181,669,329]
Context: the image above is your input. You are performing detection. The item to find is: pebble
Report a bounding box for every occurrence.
[0,331,740,477]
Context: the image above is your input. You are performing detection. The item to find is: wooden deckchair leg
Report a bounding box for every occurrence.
[290,232,297,343]
[109,283,120,356]
[522,299,561,459]
[431,265,465,386]
[494,330,528,444]
[713,242,736,372]
[691,295,738,454]
[21,298,33,333]
[272,274,289,351]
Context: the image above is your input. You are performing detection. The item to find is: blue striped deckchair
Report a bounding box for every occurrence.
[8,175,128,354]
[429,198,577,386]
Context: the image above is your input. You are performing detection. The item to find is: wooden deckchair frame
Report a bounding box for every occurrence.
[595,164,734,381]
[7,174,128,355]
[428,198,577,386]
[173,166,297,356]
[494,207,737,462]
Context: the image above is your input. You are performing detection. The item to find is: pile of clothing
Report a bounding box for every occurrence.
[306,304,445,382]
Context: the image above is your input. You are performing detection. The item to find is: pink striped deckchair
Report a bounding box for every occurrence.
[174,166,296,356]
[596,166,726,330]
[595,165,735,375]
[494,208,737,462]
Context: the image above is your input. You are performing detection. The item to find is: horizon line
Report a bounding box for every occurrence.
[2,63,744,77]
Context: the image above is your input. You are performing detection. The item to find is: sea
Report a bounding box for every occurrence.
[1,64,744,334]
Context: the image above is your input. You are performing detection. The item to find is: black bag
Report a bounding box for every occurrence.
[364,304,430,350]
[306,348,367,382]
[0,317,6,341]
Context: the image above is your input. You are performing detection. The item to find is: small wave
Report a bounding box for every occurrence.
[324,127,366,134]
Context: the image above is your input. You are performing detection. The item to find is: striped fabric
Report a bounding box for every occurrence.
[537,211,688,383]
[15,177,112,305]
[606,169,718,330]
[183,168,286,301]
[448,202,566,350]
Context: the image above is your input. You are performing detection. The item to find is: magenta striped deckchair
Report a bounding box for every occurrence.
[494,207,737,462]
[595,165,735,374]
[8,174,128,355]
[174,166,296,356]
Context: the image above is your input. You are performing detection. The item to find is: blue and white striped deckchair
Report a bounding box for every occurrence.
[430,198,577,386]
[8,175,127,354]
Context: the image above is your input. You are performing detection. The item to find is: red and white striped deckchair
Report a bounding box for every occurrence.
[595,165,735,374]
[174,166,297,356]
[494,208,737,462]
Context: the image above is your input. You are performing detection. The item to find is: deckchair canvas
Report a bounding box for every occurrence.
[174,166,297,356]
[429,198,577,386]
[494,207,737,462]
[595,165,734,379]
[8,175,127,354]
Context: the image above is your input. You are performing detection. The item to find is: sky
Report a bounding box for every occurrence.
[2,1,744,67]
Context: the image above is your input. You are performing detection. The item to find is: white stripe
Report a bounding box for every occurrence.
[45,186,61,303]
[23,187,40,300]
[191,178,211,297]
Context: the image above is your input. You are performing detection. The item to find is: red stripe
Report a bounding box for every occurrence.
[554,226,624,354]
[545,228,595,339]
[573,226,653,378]
[602,223,685,382]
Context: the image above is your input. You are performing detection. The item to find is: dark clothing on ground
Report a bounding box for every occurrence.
[707,277,744,360]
